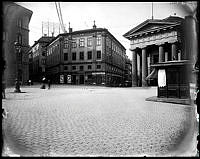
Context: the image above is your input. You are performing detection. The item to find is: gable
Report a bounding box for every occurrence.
[123,17,182,39]
[135,23,174,34]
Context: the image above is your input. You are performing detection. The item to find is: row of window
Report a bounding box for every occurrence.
[106,38,125,57]
[64,36,101,49]
[106,45,125,58]
[63,64,123,74]
[33,51,39,58]
[64,64,101,71]
[64,51,101,61]
[47,44,59,56]
[17,17,29,29]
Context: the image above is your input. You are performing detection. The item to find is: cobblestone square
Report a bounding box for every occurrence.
[2,85,198,156]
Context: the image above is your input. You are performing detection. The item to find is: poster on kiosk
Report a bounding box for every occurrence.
[67,75,71,84]
[60,75,64,84]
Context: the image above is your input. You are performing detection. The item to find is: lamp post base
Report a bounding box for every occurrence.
[40,84,46,89]
[14,80,21,93]
[14,89,21,93]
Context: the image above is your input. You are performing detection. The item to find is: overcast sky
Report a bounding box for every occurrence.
[17,2,193,59]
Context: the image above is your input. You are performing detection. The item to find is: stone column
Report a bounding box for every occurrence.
[184,15,198,61]
[159,44,164,62]
[165,52,168,62]
[178,50,181,61]
[132,49,137,87]
[171,43,177,60]
[142,47,148,87]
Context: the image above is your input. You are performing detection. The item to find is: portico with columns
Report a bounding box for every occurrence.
[124,16,184,87]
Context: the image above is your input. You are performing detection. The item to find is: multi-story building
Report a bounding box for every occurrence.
[28,36,54,82]
[124,55,132,86]
[2,2,33,86]
[45,24,127,86]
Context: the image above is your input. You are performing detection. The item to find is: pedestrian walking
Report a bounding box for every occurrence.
[2,81,6,99]
[40,77,46,89]
[2,108,8,154]
[196,88,199,114]
[28,80,32,86]
[48,79,51,89]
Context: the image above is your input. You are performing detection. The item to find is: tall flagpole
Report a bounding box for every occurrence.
[152,2,154,20]
[42,21,43,36]
[53,23,55,37]
[59,23,60,34]
[48,21,49,36]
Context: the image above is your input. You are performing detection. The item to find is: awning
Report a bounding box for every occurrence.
[145,68,158,80]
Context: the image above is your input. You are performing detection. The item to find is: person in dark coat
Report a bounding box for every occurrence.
[196,88,200,114]
[40,77,46,89]
[48,79,51,89]
[2,108,8,154]
[2,81,6,99]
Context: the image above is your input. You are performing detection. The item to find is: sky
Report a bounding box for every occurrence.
[16,2,194,59]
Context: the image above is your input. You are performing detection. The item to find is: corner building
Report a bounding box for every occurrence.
[45,25,127,86]
[2,2,32,86]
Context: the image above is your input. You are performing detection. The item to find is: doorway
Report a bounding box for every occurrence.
[79,75,84,84]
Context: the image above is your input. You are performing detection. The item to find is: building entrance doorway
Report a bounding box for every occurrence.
[72,75,76,84]
[79,75,84,84]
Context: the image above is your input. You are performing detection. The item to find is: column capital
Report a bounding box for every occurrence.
[168,40,178,44]
[140,45,147,49]
[156,43,165,46]
[130,48,136,51]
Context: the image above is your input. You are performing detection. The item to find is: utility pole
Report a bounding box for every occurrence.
[151,2,154,20]
[42,21,43,36]
[59,23,60,34]
[53,22,55,36]
[48,21,49,36]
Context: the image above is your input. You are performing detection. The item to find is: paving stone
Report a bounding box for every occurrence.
[2,85,197,156]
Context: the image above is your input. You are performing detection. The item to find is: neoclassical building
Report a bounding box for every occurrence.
[124,15,198,101]
[124,16,185,87]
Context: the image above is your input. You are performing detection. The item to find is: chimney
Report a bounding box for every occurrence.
[69,22,73,33]
[93,20,96,29]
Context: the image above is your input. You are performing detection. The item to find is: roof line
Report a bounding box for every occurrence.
[123,16,183,38]
[125,23,181,39]
[53,28,126,50]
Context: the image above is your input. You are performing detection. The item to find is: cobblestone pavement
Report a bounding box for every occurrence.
[2,85,198,157]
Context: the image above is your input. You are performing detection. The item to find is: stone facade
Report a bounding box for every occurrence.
[124,16,185,87]
[38,25,128,86]
[2,2,32,86]
[28,36,54,82]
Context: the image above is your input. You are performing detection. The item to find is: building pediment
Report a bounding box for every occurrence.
[133,22,174,34]
[124,16,183,39]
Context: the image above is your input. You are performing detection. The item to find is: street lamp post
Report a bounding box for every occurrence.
[14,41,22,93]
